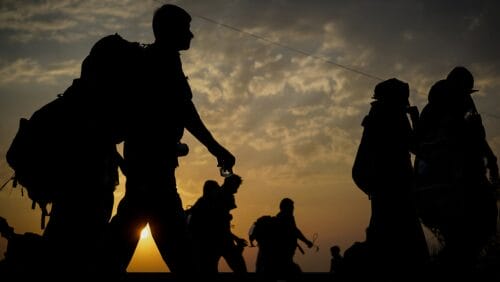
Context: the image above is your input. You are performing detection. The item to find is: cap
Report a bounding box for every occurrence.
[373,78,410,105]
[446,66,478,93]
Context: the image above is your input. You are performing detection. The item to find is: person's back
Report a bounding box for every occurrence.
[363,79,415,193]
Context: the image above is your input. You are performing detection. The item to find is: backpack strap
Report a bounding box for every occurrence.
[40,205,48,230]
[36,202,49,230]
[30,200,49,229]
[0,174,15,191]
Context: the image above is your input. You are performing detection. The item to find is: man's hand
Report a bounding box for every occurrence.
[488,160,499,187]
[234,237,248,253]
[214,146,235,170]
[235,237,248,248]
[306,240,314,248]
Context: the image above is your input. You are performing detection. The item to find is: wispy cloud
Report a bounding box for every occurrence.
[0,0,154,43]
[0,58,79,84]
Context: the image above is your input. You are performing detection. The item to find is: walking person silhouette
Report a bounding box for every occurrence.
[188,175,247,275]
[415,67,499,278]
[274,198,314,275]
[105,4,236,275]
[329,245,343,275]
[250,198,313,278]
[352,78,429,280]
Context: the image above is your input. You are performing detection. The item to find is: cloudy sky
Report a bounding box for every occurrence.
[1,0,499,272]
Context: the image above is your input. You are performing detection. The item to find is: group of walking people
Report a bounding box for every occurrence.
[0,3,498,281]
[0,4,315,279]
[347,66,498,281]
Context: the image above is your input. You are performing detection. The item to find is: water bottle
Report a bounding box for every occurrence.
[219,165,233,178]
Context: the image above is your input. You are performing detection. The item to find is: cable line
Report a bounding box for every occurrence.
[194,14,384,81]
[194,14,499,120]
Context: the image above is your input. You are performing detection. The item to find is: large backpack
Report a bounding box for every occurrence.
[352,79,413,197]
[6,89,79,228]
[249,215,278,247]
[4,33,140,228]
[352,115,374,197]
[80,33,144,141]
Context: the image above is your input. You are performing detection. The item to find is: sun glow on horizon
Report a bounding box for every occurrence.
[140,225,150,239]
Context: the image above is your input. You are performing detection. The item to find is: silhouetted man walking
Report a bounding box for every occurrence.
[107,4,235,274]
[189,175,247,275]
[415,67,498,277]
[354,78,429,280]
[274,198,313,275]
[213,175,247,274]
[329,245,343,275]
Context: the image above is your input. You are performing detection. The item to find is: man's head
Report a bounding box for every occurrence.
[373,78,410,107]
[152,4,193,50]
[330,245,341,256]
[446,66,478,94]
[222,174,243,194]
[0,217,14,238]
[279,198,294,214]
[203,180,219,196]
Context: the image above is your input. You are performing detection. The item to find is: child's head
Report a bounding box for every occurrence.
[0,217,14,238]
[222,174,243,194]
[203,180,219,196]
[330,245,341,256]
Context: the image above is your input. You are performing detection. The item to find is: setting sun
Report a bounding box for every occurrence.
[140,225,150,239]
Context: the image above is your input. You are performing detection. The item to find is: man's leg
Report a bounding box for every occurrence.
[150,190,194,274]
[223,243,247,273]
[106,192,147,273]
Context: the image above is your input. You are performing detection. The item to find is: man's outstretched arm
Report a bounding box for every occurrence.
[183,100,235,168]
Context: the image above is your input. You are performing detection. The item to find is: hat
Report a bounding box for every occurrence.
[446,66,478,93]
[373,78,409,104]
